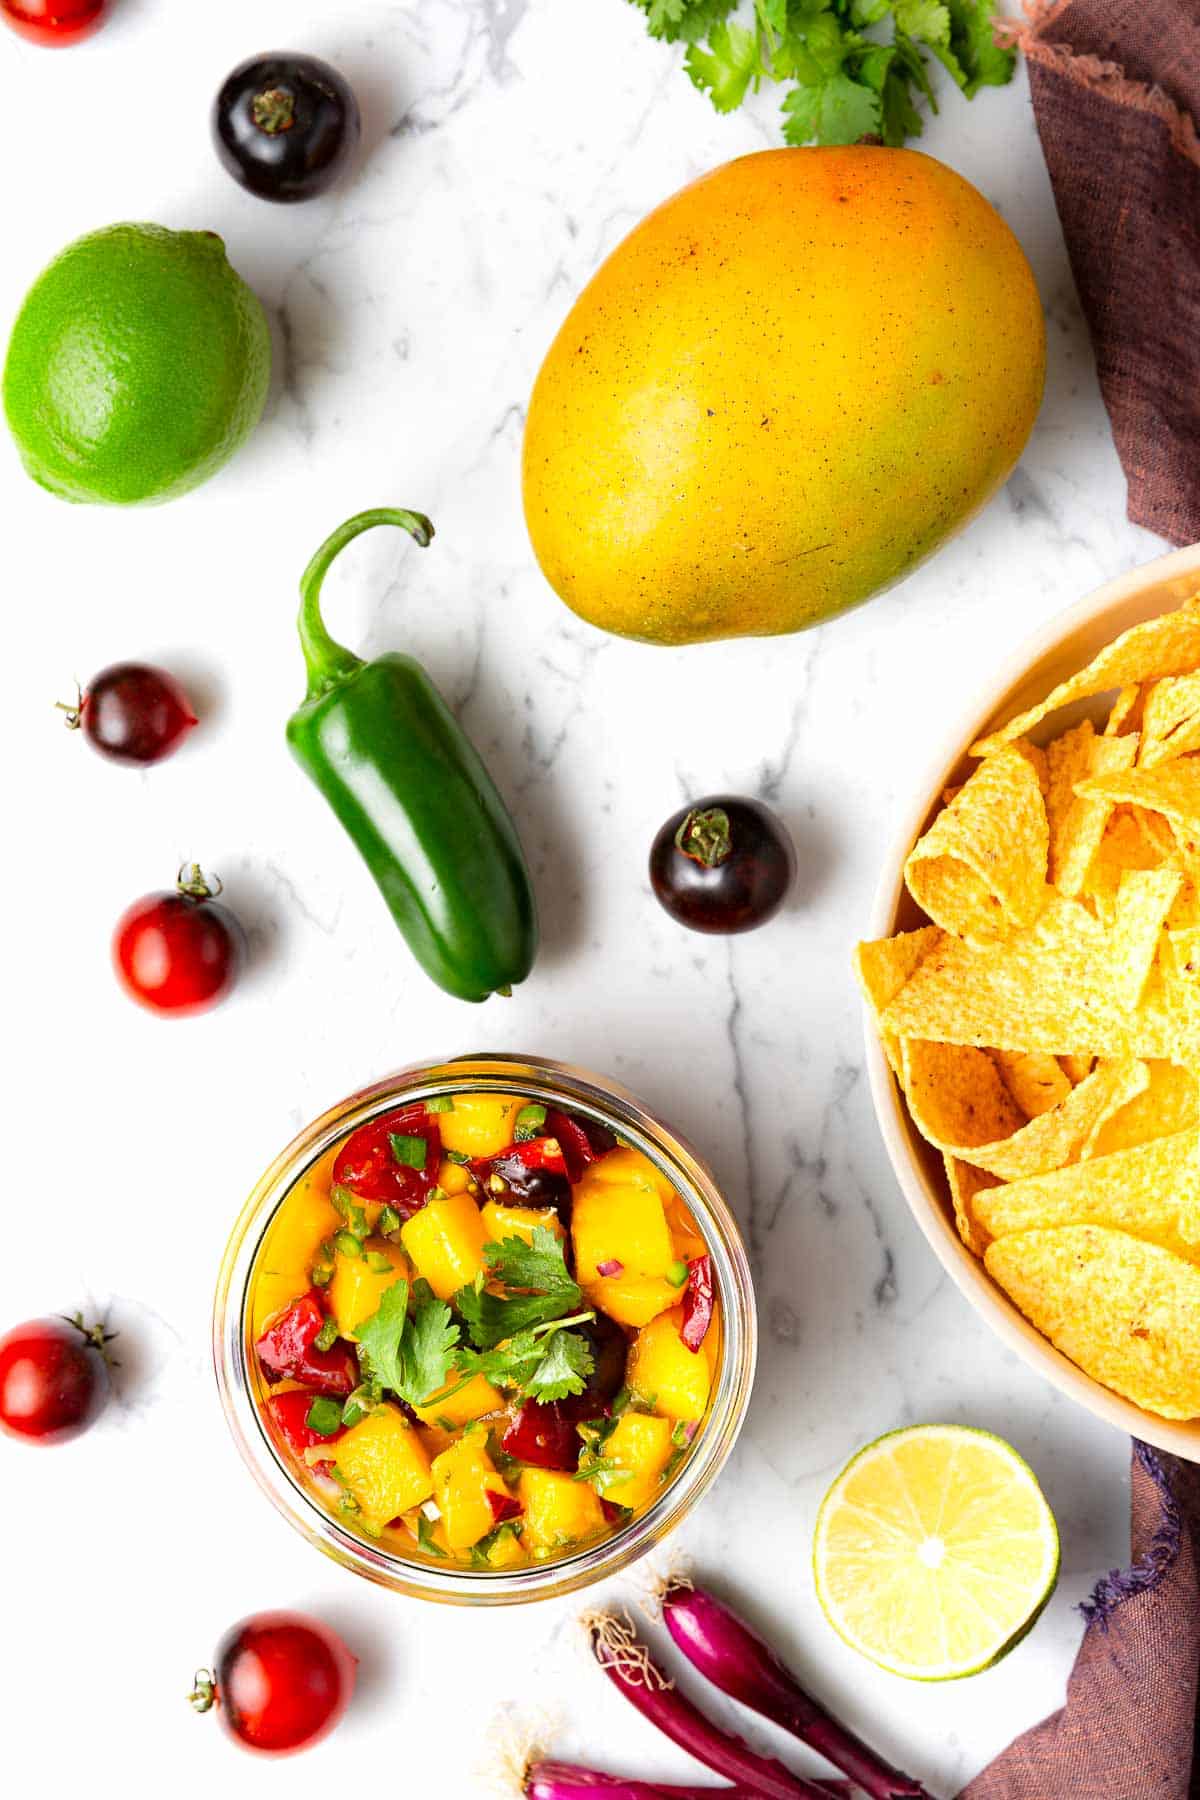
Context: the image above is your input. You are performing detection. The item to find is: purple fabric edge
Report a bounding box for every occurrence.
[1079,1440,1183,1629]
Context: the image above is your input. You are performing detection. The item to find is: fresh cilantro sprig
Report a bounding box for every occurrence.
[455,1229,584,1350]
[627,0,1014,146]
[453,1314,596,1403]
[355,1278,461,1408]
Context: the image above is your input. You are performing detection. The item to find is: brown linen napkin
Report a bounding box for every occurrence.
[1007,0,1200,545]
[959,1441,1200,1798]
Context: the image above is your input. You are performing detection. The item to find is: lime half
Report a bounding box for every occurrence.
[813,1424,1060,1681]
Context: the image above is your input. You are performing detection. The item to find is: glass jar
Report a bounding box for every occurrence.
[214,1053,756,1604]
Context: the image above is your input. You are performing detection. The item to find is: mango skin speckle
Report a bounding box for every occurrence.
[521,147,1045,646]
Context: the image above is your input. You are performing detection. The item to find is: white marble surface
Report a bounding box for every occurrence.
[0,1,1170,1793]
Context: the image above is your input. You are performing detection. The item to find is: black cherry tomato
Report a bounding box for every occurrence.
[1,0,105,46]
[650,795,796,934]
[113,865,245,1016]
[213,53,361,203]
[190,1612,356,1755]
[63,662,197,766]
[0,1314,115,1443]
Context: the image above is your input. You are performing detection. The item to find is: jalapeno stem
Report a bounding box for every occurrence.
[297,507,436,702]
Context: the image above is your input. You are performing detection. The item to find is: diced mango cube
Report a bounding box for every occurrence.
[480,1199,564,1246]
[573,1164,678,1326]
[439,1094,521,1159]
[431,1435,514,1550]
[486,1526,528,1569]
[586,1146,676,1199]
[334,1406,433,1529]
[251,1158,341,1336]
[401,1191,488,1300]
[628,1308,713,1420]
[329,1242,411,1338]
[413,1371,504,1428]
[437,1158,475,1196]
[597,1411,676,1511]
[518,1468,606,1553]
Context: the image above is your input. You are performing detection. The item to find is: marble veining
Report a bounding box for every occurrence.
[0,0,1164,1793]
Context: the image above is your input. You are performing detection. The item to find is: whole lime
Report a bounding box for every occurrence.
[3,223,272,505]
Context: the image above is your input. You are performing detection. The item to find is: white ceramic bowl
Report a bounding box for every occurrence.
[866,541,1200,1459]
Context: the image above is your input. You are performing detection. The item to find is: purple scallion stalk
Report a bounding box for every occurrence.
[661,1580,934,1800]
[524,1763,761,1799]
[585,1612,842,1800]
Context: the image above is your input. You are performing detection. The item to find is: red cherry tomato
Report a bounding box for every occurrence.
[68,662,197,766]
[191,1612,356,1755]
[0,1315,114,1444]
[1,0,106,46]
[332,1104,441,1214]
[113,865,244,1016]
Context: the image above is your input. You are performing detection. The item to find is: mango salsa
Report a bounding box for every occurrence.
[248,1087,722,1572]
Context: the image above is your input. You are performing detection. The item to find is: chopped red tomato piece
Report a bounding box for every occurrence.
[255,1293,357,1396]
[680,1255,714,1352]
[502,1399,584,1471]
[544,1107,616,1183]
[266,1390,346,1455]
[486,1488,523,1525]
[332,1104,441,1214]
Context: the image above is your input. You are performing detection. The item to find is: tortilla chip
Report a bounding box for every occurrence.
[853,928,940,1073]
[970,1059,1149,1182]
[1044,722,1137,897]
[901,1040,1024,1152]
[1087,1060,1200,1158]
[1139,671,1200,769]
[1167,881,1200,930]
[985,1225,1200,1418]
[1060,1053,1095,1085]
[944,1156,998,1258]
[1105,686,1143,736]
[971,595,1200,757]
[879,885,1180,1057]
[975,1133,1200,1266]
[1076,763,1200,860]
[904,745,1048,943]
[992,1050,1073,1118]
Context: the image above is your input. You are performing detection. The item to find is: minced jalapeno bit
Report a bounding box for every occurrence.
[249,1090,722,1568]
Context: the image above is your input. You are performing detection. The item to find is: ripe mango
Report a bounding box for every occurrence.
[523,147,1044,645]
[401,1190,488,1300]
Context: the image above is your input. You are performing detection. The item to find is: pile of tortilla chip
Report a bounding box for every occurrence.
[856,593,1200,1422]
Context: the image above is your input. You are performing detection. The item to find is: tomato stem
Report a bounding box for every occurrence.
[188,1669,216,1715]
[55,684,83,731]
[176,862,222,902]
[61,1312,119,1368]
[252,86,297,134]
[674,807,732,869]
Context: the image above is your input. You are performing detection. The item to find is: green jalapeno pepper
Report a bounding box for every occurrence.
[286,508,538,1002]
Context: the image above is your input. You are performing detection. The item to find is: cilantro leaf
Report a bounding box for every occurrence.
[403,1281,461,1405]
[522,1328,595,1402]
[633,0,738,43]
[453,1319,594,1402]
[355,1278,461,1407]
[783,70,882,144]
[352,1279,410,1396]
[455,1229,584,1350]
[893,0,950,47]
[940,0,1014,95]
[685,20,762,112]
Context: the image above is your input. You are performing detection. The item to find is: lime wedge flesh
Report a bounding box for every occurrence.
[813,1424,1060,1681]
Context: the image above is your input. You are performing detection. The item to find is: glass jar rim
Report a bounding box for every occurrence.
[214,1052,758,1605]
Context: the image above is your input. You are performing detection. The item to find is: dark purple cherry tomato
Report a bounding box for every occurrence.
[650,795,795,934]
[113,865,245,1016]
[0,1314,115,1444]
[190,1612,356,1755]
[213,54,361,203]
[65,662,197,766]
[576,1311,629,1404]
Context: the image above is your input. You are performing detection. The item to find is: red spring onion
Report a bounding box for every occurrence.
[524,1763,761,1798]
[680,1257,713,1351]
[661,1580,933,1800]
[585,1611,844,1800]
[596,1259,625,1278]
